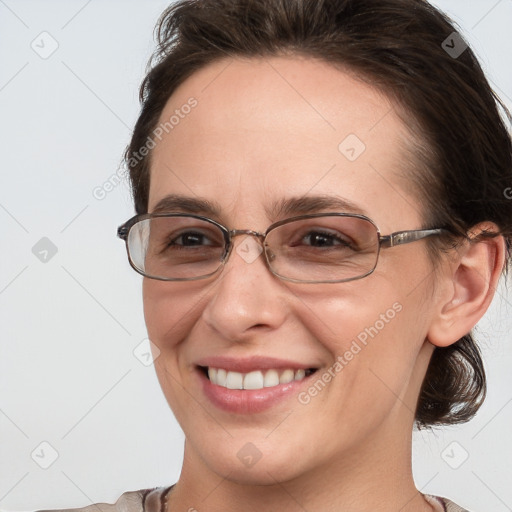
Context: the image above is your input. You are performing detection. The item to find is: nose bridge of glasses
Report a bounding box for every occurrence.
[226,229,275,263]
[230,229,266,240]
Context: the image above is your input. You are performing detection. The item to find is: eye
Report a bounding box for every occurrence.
[168,230,217,248]
[300,229,354,249]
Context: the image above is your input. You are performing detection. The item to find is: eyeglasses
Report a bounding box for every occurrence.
[117,212,447,284]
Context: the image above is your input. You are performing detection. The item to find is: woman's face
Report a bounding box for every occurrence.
[144,56,439,483]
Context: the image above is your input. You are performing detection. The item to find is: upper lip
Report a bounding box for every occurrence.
[195,356,318,373]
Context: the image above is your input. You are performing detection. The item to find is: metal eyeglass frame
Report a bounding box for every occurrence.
[117,212,448,284]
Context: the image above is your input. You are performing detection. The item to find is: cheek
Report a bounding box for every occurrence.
[143,279,206,424]
[294,281,429,399]
[293,281,407,350]
[142,279,205,348]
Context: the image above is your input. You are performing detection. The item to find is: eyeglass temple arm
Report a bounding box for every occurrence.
[379,228,446,248]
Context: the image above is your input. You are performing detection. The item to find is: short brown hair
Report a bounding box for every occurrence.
[124,0,512,428]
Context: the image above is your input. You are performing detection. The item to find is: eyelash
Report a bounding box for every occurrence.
[164,229,354,250]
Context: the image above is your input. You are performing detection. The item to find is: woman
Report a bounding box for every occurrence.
[41,0,512,510]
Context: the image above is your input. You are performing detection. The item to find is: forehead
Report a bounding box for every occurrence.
[149,56,422,231]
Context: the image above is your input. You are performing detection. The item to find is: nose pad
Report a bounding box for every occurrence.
[265,246,276,262]
[221,242,234,263]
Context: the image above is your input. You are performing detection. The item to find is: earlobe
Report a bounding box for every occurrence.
[427,223,506,348]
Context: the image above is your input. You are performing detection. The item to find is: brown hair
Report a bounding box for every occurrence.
[124,0,512,428]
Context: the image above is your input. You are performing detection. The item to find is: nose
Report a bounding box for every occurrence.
[201,233,288,342]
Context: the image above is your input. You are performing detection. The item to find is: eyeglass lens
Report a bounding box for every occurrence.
[126,215,380,282]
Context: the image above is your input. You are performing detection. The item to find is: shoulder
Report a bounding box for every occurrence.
[443,499,472,512]
[35,486,172,512]
[425,494,472,512]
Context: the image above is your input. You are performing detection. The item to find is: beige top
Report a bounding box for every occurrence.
[36,486,470,512]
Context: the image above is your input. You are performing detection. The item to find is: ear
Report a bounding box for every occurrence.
[427,222,506,348]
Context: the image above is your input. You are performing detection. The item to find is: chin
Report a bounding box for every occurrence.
[203,449,307,486]
[181,425,307,483]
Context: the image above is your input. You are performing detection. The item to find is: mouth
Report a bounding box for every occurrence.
[198,366,317,390]
[194,358,320,414]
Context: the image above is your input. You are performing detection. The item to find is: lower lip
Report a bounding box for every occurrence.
[197,368,314,414]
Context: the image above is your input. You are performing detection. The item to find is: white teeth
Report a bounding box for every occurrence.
[226,371,243,389]
[206,367,311,390]
[294,369,306,381]
[264,369,279,388]
[279,369,295,384]
[208,367,217,382]
[243,371,264,390]
[217,368,227,386]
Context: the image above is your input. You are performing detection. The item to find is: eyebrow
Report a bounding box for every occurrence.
[150,193,367,220]
[269,195,367,218]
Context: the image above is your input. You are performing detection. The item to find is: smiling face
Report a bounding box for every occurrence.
[143,56,439,485]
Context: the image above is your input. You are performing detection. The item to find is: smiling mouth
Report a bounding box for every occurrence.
[199,366,317,390]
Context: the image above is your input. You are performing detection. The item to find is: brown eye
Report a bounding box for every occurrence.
[167,231,216,248]
[299,230,354,249]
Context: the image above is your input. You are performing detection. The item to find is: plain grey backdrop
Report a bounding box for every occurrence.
[1,1,511,510]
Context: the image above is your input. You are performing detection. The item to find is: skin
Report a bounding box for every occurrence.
[141,56,505,512]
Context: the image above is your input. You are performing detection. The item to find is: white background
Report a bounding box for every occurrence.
[0,1,511,511]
